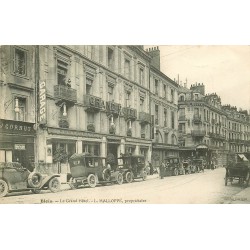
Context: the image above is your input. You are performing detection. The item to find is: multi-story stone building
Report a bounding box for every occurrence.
[0,45,36,170]
[36,45,152,174]
[222,105,250,153]
[178,83,250,167]
[146,47,179,166]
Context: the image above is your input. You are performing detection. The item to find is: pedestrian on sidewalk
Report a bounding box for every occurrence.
[149,162,153,175]
[159,161,165,179]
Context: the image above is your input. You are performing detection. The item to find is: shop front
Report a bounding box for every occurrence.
[0,119,35,171]
[40,127,103,175]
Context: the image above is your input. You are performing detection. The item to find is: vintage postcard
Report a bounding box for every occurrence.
[0,45,250,204]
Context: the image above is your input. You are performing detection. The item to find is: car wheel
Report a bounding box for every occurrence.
[31,189,41,194]
[87,174,97,188]
[69,177,78,189]
[0,179,9,197]
[116,173,123,185]
[28,172,43,188]
[48,177,61,193]
[125,171,133,183]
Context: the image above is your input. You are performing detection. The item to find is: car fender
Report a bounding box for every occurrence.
[40,175,61,188]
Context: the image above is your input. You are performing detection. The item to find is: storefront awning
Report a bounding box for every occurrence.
[238,154,248,161]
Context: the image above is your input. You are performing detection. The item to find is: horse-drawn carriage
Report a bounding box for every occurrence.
[225,153,250,187]
[68,153,123,188]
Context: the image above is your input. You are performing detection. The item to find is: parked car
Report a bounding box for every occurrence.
[164,156,185,176]
[192,159,205,173]
[68,153,123,188]
[0,162,61,197]
[182,160,191,174]
[117,154,147,183]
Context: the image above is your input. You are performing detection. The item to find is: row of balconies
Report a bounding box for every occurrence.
[54,85,150,123]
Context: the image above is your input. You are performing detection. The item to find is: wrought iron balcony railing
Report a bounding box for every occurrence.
[139,112,151,124]
[54,85,77,105]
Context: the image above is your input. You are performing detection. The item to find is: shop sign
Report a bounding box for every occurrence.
[47,127,102,139]
[0,119,35,135]
[39,80,47,124]
[14,144,26,150]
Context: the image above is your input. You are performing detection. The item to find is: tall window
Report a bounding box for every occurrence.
[126,92,131,107]
[86,75,93,95]
[179,108,185,119]
[139,98,144,112]
[164,109,167,126]
[155,105,159,124]
[87,112,95,124]
[171,111,175,129]
[139,68,144,85]
[108,48,114,69]
[171,134,176,145]
[108,84,114,101]
[14,97,26,121]
[57,61,68,85]
[141,124,146,136]
[14,47,27,76]
[170,89,174,102]
[124,59,130,79]
[164,132,168,144]
[163,84,167,98]
[155,79,158,95]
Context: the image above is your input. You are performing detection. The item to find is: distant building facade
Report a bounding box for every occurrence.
[178,83,250,167]
[146,47,179,166]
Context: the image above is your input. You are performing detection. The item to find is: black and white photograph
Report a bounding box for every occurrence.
[1,45,250,204]
[1,2,250,250]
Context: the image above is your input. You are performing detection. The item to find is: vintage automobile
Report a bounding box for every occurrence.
[117,154,147,183]
[68,153,123,188]
[225,153,250,187]
[0,162,61,197]
[182,160,191,174]
[192,159,205,173]
[164,156,185,176]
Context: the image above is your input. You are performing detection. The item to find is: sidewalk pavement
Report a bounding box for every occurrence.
[225,186,250,204]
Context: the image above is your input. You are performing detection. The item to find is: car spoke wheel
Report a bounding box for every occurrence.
[28,172,43,188]
[125,172,133,183]
[49,177,61,193]
[87,174,97,188]
[69,177,78,189]
[116,173,123,185]
[0,179,8,197]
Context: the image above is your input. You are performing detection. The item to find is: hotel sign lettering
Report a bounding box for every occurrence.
[106,101,122,115]
[0,119,35,135]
